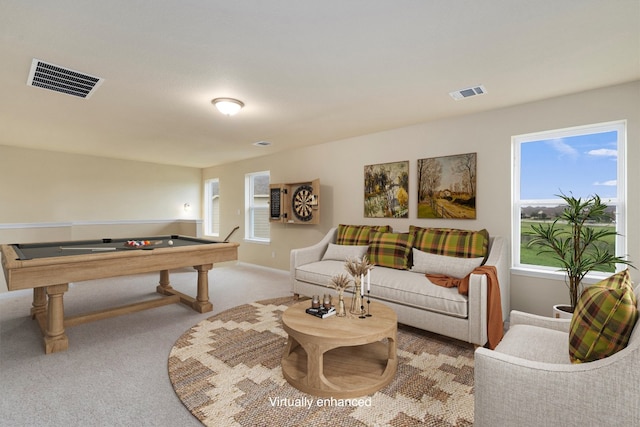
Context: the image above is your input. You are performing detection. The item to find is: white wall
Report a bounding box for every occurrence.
[203,81,640,316]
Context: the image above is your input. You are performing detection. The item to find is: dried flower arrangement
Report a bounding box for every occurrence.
[328,274,352,292]
[344,256,374,279]
[344,256,374,315]
[328,274,352,317]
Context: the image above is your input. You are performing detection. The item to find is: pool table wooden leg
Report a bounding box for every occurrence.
[31,287,47,318]
[43,284,69,354]
[157,269,173,293]
[193,264,213,313]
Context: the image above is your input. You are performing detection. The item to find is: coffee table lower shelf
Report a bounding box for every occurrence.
[281,337,396,398]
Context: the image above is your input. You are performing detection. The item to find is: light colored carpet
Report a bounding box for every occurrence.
[0,262,290,427]
[169,297,475,427]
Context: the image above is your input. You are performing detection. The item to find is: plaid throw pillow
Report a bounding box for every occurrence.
[336,224,391,246]
[367,231,414,270]
[409,226,489,260]
[569,269,638,363]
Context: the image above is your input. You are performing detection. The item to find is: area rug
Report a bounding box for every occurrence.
[168,296,475,426]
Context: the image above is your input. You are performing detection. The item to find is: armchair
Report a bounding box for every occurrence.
[474,289,640,427]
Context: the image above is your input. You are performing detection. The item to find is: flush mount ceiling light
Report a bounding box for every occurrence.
[212,98,244,116]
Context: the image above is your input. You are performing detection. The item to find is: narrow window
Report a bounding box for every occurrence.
[204,178,220,237]
[245,171,270,242]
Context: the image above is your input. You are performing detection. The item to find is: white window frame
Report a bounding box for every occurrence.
[512,120,627,283]
[244,171,270,243]
[204,178,220,237]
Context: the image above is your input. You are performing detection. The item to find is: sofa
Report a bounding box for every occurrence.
[290,225,510,347]
[474,274,639,426]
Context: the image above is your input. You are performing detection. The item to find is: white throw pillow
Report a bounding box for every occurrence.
[411,248,483,279]
[322,243,369,261]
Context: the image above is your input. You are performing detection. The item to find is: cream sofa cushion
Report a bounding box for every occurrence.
[295,260,468,318]
[411,248,484,278]
[321,243,368,261]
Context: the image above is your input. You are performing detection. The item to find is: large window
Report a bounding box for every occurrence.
[245,171,270,242]
[204,178,220,237]
[512,121,627,279]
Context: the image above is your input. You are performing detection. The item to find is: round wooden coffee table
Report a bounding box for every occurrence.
[281,298,397,398]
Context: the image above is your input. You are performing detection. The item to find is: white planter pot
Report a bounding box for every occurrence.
[552,304,573,319]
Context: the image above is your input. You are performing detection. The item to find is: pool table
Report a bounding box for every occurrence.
[1,235,239,354]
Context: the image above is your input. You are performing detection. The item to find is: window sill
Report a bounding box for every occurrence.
[511,266,612,285]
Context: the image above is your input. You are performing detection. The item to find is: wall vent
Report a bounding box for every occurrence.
[449,85,487,100]
[27,59,103,99]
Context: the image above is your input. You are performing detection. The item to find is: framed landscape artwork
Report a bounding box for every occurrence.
[364,161,409,218]
[417,152,477,219]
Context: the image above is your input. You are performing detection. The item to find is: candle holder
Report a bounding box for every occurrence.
[323,294,332,310]
[311,295,320,309]
[366,289,372,317]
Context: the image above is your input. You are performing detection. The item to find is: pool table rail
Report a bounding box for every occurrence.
[1,241,238,291]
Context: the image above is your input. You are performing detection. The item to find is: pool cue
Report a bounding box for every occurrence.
[59,247,117,251]
[223,226,240,243]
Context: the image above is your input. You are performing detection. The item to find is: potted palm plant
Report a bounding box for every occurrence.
[526,192,633,317]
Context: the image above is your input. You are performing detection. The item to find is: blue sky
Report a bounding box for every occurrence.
[520,130,618,200]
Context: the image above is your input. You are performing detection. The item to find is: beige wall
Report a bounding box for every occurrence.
[203,81,640,316]
[0,146,202,223]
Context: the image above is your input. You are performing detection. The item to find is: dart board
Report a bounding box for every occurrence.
[292,185,315,222]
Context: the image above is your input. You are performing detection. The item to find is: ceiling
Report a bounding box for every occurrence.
[1,1,638,168]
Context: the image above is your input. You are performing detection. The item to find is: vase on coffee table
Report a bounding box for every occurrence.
[350,277,364,316]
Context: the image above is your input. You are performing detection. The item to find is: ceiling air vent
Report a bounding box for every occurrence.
[27,59,103,99]
[449,85,487,101]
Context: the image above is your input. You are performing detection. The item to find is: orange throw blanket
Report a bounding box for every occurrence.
[426,265,503,349]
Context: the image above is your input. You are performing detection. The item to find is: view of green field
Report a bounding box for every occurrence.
[520,220,616,273]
